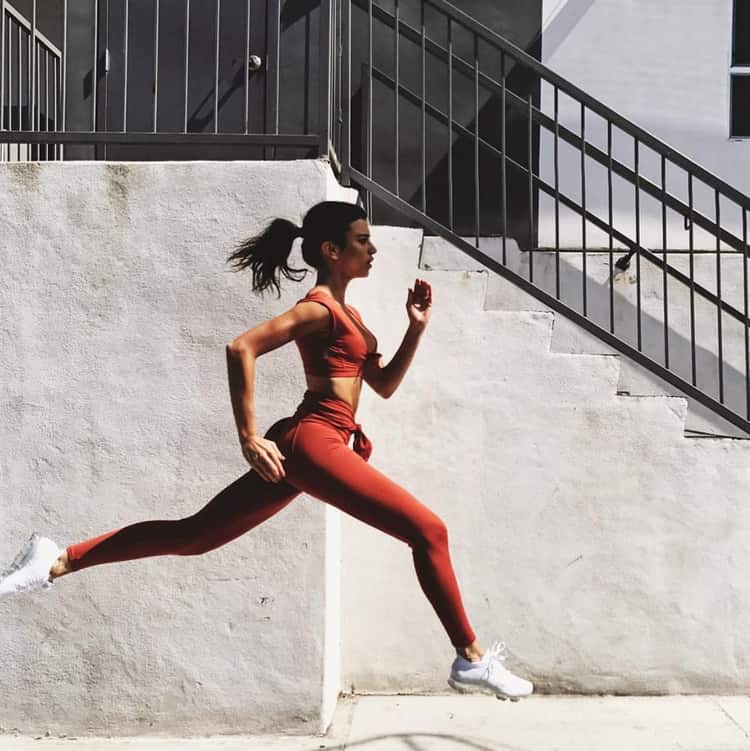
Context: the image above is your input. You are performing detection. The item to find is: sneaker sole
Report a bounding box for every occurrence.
[447,676,529,702]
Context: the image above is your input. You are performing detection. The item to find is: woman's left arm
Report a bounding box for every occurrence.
[364,279,432,399]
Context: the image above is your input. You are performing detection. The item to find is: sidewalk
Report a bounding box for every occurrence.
[3,695,750,750]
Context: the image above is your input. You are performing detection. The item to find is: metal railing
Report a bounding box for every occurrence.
[333,0,750,435]
[2,0,750,434]
[0,0,335,160]
[1,1,63,161]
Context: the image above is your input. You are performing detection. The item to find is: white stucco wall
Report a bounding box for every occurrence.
[422,237,750,437]
[0,160,353,736]
[539,0,748,250]
[341,228,750,696]
[5,158,750,739]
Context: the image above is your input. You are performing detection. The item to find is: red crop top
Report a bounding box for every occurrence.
[295,290,381,378]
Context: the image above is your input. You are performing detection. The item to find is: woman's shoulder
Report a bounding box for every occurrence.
[294,288,339,332]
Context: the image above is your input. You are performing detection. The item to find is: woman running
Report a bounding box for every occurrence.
[0,200,533,701]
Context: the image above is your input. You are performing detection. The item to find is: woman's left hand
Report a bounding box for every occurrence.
[406,278,432,328]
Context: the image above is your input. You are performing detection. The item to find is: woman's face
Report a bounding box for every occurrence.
[336,219,377,278]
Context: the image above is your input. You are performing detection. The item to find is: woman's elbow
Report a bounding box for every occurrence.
[226,338,253,358]
[373,379,395,399]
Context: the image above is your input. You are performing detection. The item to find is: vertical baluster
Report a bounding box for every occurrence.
[635,139,641,350]
[661,155,669,368]
[500,52,507,265]
[152,0,159,132]
[16,23,20,160]
[366,0,372,212]
[53,54,58,159]
[528,92,533,281]
[554,86,560,297]
[394,0,400,196]
[26,25,30,134]
[716,189,724,403]
[44,47,49,160]
[607,121,614,333]
[92,0,97,137]
[447,17,452,228]
[183,0,190,132]
[1,2,5,162]
[743,209,749,419]
[688,173,697,385]
[62,0,67,139]
[30,0,35,136]
[122,0,128,131]
[581,103,587,314]
[265,0,280,158]
[474,35,480,248]
[243,0,250,134]
[318,0,331,156]
[420,2,425,214]
[341,0,350,179]
[8,18,13,161]
[213,0,220,134]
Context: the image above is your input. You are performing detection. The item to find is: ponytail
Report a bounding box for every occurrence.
[227,218,308,297]
[229,201,368,296]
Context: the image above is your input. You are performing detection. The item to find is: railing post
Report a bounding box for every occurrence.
[341,0,350,183]
[318,0,332,158]
[1,0,6,161]
[265,0,280,160]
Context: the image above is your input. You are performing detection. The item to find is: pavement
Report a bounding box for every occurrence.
[3,695,750,750]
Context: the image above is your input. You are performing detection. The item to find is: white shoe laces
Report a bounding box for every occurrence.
[485,641,512,680]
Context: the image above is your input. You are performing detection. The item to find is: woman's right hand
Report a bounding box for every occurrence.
[240,435,287,483]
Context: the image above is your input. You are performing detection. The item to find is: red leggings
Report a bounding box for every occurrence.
[67,392,476,648]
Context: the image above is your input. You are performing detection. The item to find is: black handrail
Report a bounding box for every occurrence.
[338,0,750,434]
[351,0,749,253]
[423,0,750,213]
[350,167,750,436]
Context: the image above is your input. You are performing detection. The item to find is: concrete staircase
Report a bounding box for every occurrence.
[343,226,750,697]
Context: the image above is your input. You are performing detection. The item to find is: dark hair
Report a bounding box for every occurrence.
[227,201,368,296]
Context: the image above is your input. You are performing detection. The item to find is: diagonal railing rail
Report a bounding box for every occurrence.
[332,0,750,435]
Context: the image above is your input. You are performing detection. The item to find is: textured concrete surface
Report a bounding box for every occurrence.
[4,158,750,737]
[422,236,750,437]
[0,160,354,735]
[342,229,750,696]
[4,695,750,750]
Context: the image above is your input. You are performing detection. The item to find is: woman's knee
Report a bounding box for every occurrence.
[413,513,449,551]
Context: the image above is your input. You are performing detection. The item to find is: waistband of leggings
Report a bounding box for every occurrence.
[292,391,372,461]
[293,390,358,428]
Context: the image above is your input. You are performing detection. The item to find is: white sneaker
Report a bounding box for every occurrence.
[0,534,62,597]
[448,641,534,701]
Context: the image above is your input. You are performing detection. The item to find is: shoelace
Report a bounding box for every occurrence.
[485,641,513,681]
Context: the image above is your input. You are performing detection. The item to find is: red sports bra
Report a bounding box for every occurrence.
[295,290,381,378]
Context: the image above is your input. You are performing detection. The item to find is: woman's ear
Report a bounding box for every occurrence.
[321,240,341,262]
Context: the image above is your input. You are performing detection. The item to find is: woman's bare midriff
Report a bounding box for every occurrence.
[305,374,364,413]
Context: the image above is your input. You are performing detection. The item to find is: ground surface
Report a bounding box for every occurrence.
[3,695,750,750]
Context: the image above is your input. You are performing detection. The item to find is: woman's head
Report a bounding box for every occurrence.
[228,201,370,296]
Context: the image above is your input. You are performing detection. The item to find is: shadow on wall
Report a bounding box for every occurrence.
[508,246,749,433]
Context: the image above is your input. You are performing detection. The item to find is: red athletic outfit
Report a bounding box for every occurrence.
[67,290,476,647]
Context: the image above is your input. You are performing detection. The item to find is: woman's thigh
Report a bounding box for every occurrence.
[285,420,441,544]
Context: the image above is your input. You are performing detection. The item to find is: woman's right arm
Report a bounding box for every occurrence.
[226,301,329,482]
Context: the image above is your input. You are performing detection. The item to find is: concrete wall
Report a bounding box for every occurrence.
[422,237,750,437]
[539,0,748,249]
[5,158,750,738]
[0,159,354,736]
[342,229,750,696]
